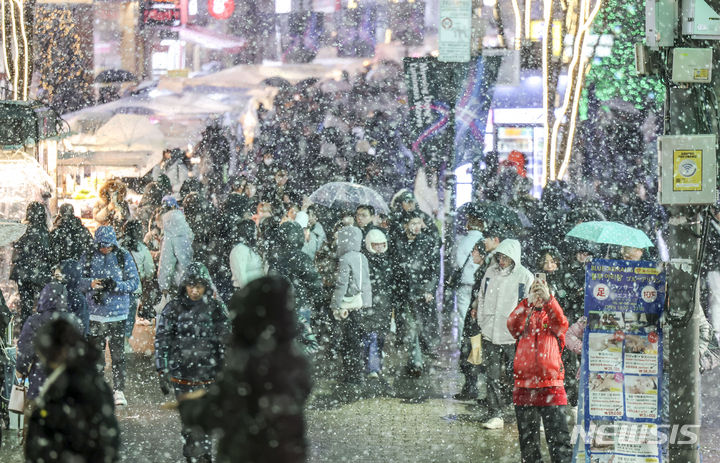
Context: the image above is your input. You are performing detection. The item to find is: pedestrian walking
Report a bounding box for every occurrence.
[331,225,373,385]
[507,277,572,463]
[80,225,140,406]
[152,148,190,194]
[25,318,120,463]
[472,238,534,429]
[363,229,392,385]
[155,262,230,463]
[11,202,52,327]
[176,276,311,463]
[16,283,82,402]
[121,220,155,348]
[392,211,441,377]
[157,197,194,298]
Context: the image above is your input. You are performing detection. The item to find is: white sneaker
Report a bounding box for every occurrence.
[367,372,379,379]
[114,390,127,406]
[481,416,504,429]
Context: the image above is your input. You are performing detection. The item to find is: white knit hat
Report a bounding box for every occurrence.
[365,228,388,254]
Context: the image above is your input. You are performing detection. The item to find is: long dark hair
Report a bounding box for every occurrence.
[121,220,144,252]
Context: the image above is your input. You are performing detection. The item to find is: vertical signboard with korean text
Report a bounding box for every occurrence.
[439,0,472,62]
[576,259,666,462]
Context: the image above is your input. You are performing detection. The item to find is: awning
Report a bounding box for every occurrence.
[175,26,246,53]
[59,150,161,176]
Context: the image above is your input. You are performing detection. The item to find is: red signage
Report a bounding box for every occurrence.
[143,0,181,26]
[208,0,234,19]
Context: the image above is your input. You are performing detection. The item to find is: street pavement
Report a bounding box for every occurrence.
[2,324,720,462]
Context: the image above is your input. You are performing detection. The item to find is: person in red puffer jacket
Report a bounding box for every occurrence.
[507,278,572,463]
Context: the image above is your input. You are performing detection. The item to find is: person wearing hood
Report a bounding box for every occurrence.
[136,181,164,231]
[11,202,52,328]
[268,221,322,353]
[155,262,230,463]
[229,219,264,290]
[93,178,131,235]
[49,203,93,266]
[331,225,373,384]
[363,229,392,383]
[176,276,311,463]
[471,238,534,429]
[507,277,572,462]
[153,148,189,194]
[392,211,441,377]
[25,318,120,463]
[157,196,195,296]
[16,282,83,401]
[79,225,140,407]
[454,215,484,345]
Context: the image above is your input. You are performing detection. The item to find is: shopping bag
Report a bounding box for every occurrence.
[467,334,483,365]
[9,382,26,414]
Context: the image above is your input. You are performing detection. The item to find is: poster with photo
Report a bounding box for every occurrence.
[574,259,665,463]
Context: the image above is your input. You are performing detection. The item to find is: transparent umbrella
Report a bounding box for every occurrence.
[309,182,389,214]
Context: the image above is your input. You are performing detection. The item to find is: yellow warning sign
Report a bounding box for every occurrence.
[673,149,702,191]
[694,69,710,81]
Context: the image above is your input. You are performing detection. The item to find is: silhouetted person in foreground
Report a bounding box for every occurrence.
[25,318,120,463]
[177,276,311,463]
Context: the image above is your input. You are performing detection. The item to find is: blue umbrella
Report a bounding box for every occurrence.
[566,221,654,248]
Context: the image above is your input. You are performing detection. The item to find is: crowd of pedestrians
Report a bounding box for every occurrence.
[3,66,720,463]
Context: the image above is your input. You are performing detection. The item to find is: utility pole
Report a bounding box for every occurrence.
[644,1,720,461]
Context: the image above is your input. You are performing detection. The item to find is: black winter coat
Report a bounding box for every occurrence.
[269,222,322,311]
[392,232,440,301]
[365,251,393,333]
[155,294,230,381]
[178,276,311,463]
[25,364,120,463]
[11,225,51,286]
[50,216,94,266]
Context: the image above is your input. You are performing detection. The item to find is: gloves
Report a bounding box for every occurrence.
[101,278,117,291]
[158,371,171,396]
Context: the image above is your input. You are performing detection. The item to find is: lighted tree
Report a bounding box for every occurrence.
[582,0,664,109]
[1,0,34,100]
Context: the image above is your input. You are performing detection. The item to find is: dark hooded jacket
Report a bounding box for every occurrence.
[16,283,82,399]
[60,259,90,336]
[391,226,441,301]
[50,212,93,266]
[155,262,230,382]
[269,221,322,311]
[179,276,311,463]
[25,320,119,463]
[11,203,51,286]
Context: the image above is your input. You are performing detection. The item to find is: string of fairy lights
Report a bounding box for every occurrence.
[1,0,31,101]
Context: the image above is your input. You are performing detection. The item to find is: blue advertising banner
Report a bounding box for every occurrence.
[574,259,666,463]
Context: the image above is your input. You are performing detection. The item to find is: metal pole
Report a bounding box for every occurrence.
[665,86,702,463]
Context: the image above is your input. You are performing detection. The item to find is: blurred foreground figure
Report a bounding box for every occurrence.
[25,318,120,463]
[178,276,311,463]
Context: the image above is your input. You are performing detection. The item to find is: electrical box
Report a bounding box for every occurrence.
[658,134,717,205]
[646,0,677,48]
[682,0,720,39]
[671,48,713,82]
